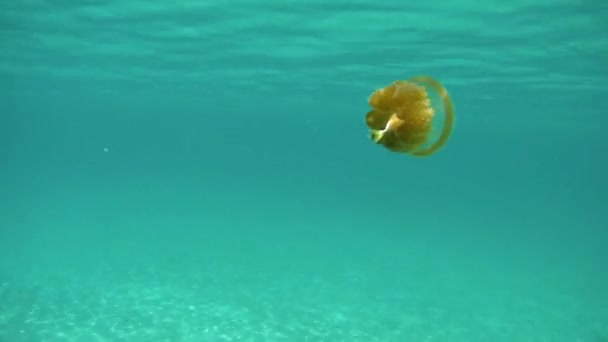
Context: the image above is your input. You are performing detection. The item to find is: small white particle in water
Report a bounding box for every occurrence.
[103,147,109,152]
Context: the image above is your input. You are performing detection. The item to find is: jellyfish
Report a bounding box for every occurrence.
[365,76,455,156]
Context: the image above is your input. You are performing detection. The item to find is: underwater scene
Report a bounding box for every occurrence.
[1,0,607,341]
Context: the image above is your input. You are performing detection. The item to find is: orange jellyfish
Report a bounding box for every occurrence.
[365,76,455,156]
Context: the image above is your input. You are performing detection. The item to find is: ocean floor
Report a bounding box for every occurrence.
[1,232,606,342]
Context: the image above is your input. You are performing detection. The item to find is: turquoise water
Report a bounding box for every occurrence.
[1,0,607,341]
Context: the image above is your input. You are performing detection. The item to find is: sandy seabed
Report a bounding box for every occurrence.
[0,254,606,342]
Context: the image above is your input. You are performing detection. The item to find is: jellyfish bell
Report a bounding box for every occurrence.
[365,76,455,157]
